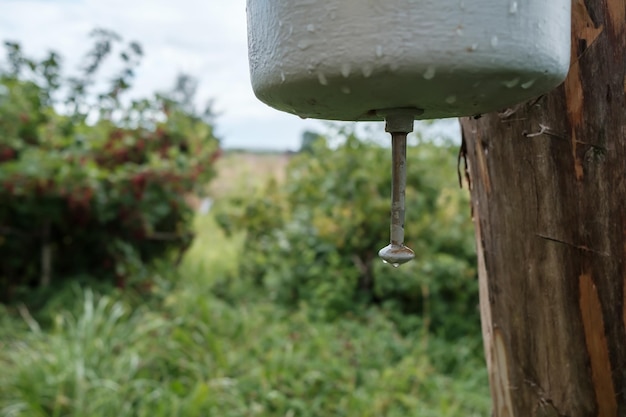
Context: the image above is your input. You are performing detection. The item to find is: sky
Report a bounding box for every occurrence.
[0,0,459,150]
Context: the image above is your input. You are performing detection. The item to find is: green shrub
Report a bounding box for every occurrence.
[0,283,490,417]
[0,32,219,297]
[215,130,478,338]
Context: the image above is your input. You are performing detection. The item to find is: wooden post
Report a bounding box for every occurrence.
[459,0,626,415]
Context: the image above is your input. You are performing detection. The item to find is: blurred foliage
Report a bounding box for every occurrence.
[215,129,478,339]
[0,30,220,298]
[0,213,490,416]
[0,286,489,417]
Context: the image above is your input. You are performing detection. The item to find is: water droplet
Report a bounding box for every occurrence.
[509,1,518,14]
[470,43,479,51]
[502,77,520,88]
[297,40,310,50]
[376,45,383,58]
[280,71,286,83]
[278,20,283,28]
[317,72,328,86]
[456,26,464,36]
[362,64,373,78]
[298,114,308,120]
[307,23,315,33]
[340,63,351,78]
[445,95,457,104]
[521,79,536,89]
[381,259,400,267]
[340,86,351,94]
[423,65,436,80]
[490,35,499,48]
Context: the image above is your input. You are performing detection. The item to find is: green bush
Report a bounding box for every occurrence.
[215,130,478,338]
[0,32,220,297]
[0,284,489,417]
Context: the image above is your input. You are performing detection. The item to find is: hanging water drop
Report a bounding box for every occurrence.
[362,64,373,78]
[502,77,520,88]
[317,72,328,85]
[307,23,316,32]
[376,45,384,58]
[423,65,436,80]
[445,95,457,104]
[490,35,499,48]
[340,63,351,78]
[509,1,518,14]
[521,79,536,89]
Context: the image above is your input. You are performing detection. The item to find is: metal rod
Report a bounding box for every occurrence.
[390,131,407,246]
[378,125,415,267]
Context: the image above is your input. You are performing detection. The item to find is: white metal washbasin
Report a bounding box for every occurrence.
[246,0,571,121]
[246,0,571,265]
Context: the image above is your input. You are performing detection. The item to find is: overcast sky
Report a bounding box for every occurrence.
[0,0,459,150]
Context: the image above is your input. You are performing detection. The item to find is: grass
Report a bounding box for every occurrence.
[0,153,491,416]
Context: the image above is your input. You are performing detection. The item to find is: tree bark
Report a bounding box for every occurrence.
[459,1,626,416]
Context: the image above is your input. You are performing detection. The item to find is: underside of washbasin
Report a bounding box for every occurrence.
[247,0,571,121]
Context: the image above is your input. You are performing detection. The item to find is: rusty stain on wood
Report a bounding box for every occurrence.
[565,0,605,181]
[572,0,604,52]
[578,270,618,417]
[605,0,626,36]
[564,61,585,181]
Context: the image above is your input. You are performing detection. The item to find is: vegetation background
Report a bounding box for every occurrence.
[0,32,490,416]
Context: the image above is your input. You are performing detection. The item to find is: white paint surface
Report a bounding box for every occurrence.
[247,0,571,121]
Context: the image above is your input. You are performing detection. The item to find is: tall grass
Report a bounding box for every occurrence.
[0,213,490,417]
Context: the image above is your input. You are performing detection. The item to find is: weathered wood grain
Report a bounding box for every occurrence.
[460,0,626,415]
